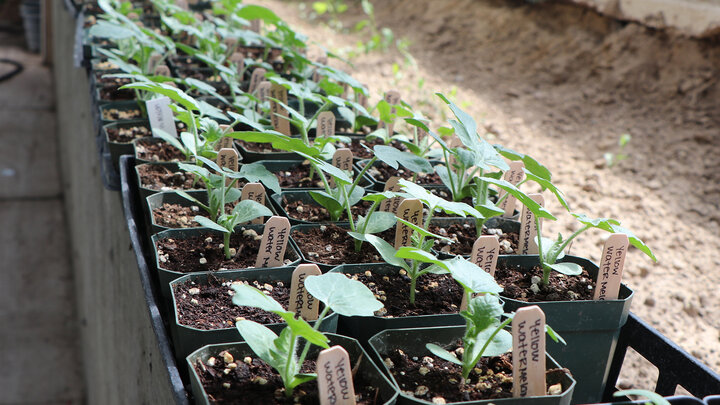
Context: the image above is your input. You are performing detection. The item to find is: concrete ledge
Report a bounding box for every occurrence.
[572,0,720,37]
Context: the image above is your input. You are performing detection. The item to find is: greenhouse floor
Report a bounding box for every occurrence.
[0,34,84,404]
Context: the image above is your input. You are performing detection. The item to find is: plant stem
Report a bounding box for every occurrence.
[465,317,513,379]
[340,184,356,232]
[443,148,457,200]
[348,156,377,197]
[409,271,418,305]
[550,225,590,264]
[535,216,550,285]
[297,305,331,366]
[284,331,298,398]
[354,200,380,252]
[223,231,231,260]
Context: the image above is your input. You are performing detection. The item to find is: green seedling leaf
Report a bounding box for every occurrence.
[309,191,343,217]
[472,325,512,357]
[304,273,384,317]
[235,319,279,366]
[277,313,329,348]
[395,247,445,267]
[397,179,481,218]
[548,262,583,276]
[240,163,281,194]
[444,256,503,294]
[495,145,552,181]
[296,152,353,184]
[232,283,287,313]
[121,81,199,112]
[194,216,230,233]
[425,344,462,366]
[89,20,135,39]
[373,145,433,173]
[613,390,670,405]
[356,211,396,234]
[349,233,407,269]
[236,4,281,24]
[524,171,570,211]
[231,199,273,224]
[228,131,320,157]
[395,218,453,243]
[545,325,566,345]
[480,177,556,220]
[609,224,656,261]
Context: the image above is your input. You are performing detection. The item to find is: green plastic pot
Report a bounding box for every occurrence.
[152,226,302,304]
[330,264,464,349]
[103,119,150,170]
[368,326,575,405]
[497,255,634,405]
[169,267,338,365]
[145,191,279,234]
[187,334,398,405]
[431,216,520,259]
[270,188,374,226]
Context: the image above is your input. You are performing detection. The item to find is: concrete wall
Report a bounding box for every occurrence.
[51,3,184,404]
[573,0,720,37]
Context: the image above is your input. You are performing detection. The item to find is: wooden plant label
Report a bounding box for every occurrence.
[215,125,234,151]
[230,52,245,76]
[379,176,403,213]
[519,194,544,255]
[317,346,357,405]
[249,19,261,33]
[225,37,238,51]
[317,111,336,138]
[241,183,267,224]
[175,0,189,10]
[153,64,170,77]
[377,90,401,134]
[499,161,525,217]
[270,83,291,135]
[593,234,629,301]
[312,55,328,82]
[148,53,162,72]
[512,305,546,398]
[329,148,353,188]
[217,148,239,186]
[288,264,322,320]
[461,235,501,310]
[394,198,423,248]
[146,96,178,138]
[256,81,271,113]
[255,216,291,268]
[357,91,368,110]
[248,68,267,95]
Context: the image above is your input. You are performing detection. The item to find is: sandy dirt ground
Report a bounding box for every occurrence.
[257,0,720,391]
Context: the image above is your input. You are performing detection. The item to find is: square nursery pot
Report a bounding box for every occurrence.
[146,191,278,234]
[169,267,338,365]
[430,217,520,259]
[497,255,633,405]
[152,226,302,304]
[270,187,375,226]
[187,334,398,405]
[356,159,446,192]
[135,162,204,207]
[258,159,376,194]
[133,137,194,165]
[99,100,145,125]
[235,131,353,163]
[103,119,152,170]
[368,326,575,405]
[330,264,465,350]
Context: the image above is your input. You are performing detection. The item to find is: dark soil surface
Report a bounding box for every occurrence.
[156,229,297,273]
[152,201,240,229]
[282,197,372,222]
[337,137,407,160]
[135,139,188,162]
[430,222,519,257]
[275,162,324,188]
[364,161,441,185]
[495,262,595,302]
[102,106,143,121]
[96,76,135,101]
[137,164,202,191]
[237,140,286,154]
[291,224,392,265]
[174,276,288,329]
[107,123,151,143]
[386,348,567,403]
[194,352,390,404]
[350,270,463,317]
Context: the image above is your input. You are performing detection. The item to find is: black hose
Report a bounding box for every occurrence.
[0,58,23,83]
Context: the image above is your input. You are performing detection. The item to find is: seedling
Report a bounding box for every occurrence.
[604,133,632,168]
[231,272,383,398]
[193,199,271,260]
[425,295,564,383]
[176,156,279,222]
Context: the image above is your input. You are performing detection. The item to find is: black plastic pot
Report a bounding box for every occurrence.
[103,119,150,170]
[431,216,521,259]
[705,395,720,405]
[187,334,398,405]
[498,255,633,405]
[368,326,576,405]
[99,100,145,125]
[290,223,389,271]
[356,159,445,192]
[152,226,302,304]
[135,162,204,205]
[169,267,338,364]
[146,191,278,234]
[133,137,194,165]
[331,264,464,349]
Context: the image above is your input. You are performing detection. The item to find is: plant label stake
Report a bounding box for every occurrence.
[288,264,322,320]
[153,64,170,77]
[215,125,234,150]
[593,233,629,300]
[270,83,291,135]
[378,90,401,135]
[249,19,261,33]
[380,176,403,213]
[312,55,328,82]
[356,89,368,110]
[512,305,546,398]
[241,183,266,224]
[230,52,245,76]
[248,68,266,95]
[499,161,525,218]
[317,111,336,138]
[394,198,422,248]
[217,148,239,186]
[461,235,500,309]
[255,216,291,268]
[175,0,189,10]
[329,148,353,188]
[146,96,178,139]
[148,53,162,72]
[256,81,271,113]
[519,193,544,254]
[317,346,357,405]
